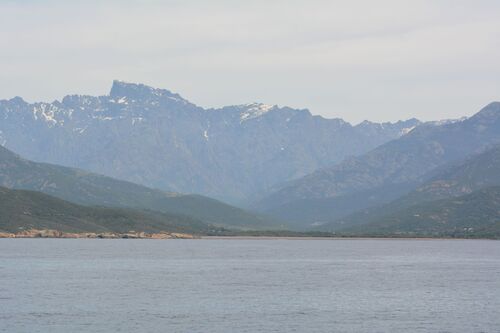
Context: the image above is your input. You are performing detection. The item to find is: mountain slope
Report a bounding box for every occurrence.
[0,145,277,229]
[256,102,500,227]
[321,144,500,231]
[0,186,211,234]
[340,187,500,239]
[0,80,419,203]
[406,144,500,201]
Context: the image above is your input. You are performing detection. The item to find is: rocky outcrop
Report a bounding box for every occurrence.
[0,229,197,239]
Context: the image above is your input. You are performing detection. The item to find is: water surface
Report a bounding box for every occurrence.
[1,239,499,332]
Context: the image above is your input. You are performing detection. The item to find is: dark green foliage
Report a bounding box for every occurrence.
[0,186,217,234]
[0,146,278,229]
[324,144,500,231]
[340,187,500,239]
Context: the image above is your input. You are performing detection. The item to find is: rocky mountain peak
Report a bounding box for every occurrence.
[470,101,500,122]
[109,80,187,105]
[0,81,434,203]
[8,96,27,105]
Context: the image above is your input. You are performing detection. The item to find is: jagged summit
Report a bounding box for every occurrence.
[356,118,421,128]
[109,80,187,104]
[0,81,445,203]
[110,80,156,98]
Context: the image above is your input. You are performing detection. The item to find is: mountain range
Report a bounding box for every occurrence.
[1,81,499,238]
[0,80,419,204]
[256,102,500,229]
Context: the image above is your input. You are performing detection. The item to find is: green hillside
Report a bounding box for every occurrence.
[323,145,500,231]
[0,146,278,229]
[341,187,500,239]
[0,186,214,234]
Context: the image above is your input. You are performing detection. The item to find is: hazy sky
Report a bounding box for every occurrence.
[1,0,499,123]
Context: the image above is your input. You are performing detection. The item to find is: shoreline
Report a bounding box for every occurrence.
[201,236,496,241]
[0,230,496,241]
[0,229,196,239]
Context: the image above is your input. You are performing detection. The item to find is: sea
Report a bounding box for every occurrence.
[1,238,499,332]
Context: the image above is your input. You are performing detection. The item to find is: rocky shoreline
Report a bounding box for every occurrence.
[0,229,196,239]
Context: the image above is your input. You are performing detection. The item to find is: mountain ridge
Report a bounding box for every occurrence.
[339,186,500,239]
[0,80,421,203]
[321,144,500,231]
[255,102,500,228]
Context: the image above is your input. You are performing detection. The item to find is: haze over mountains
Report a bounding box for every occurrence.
[341,186,500,238]
[0,145,275,230]
[256,102,500,228]
[0,81,499,238]
[323,144,500,234]
[0,80,419,204]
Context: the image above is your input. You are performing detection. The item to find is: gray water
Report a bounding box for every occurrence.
[1,239,499,333]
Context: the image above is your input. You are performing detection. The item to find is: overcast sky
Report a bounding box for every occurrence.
[1,0,499,123]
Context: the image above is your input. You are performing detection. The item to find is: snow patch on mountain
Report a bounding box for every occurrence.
[131,117,144,125]
[32,104,59,126]
[74,127,87,134]
[429,117,468,126]
[399,126,416,136]
[240,103,276,122]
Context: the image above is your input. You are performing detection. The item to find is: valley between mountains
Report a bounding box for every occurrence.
[1,81,499,238]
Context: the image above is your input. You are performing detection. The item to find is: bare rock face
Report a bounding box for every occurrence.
[60,232,86,238]
[39,229,64,238]
[14,229,65,238]
[150,233,173,239]
[170,233,195,239]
